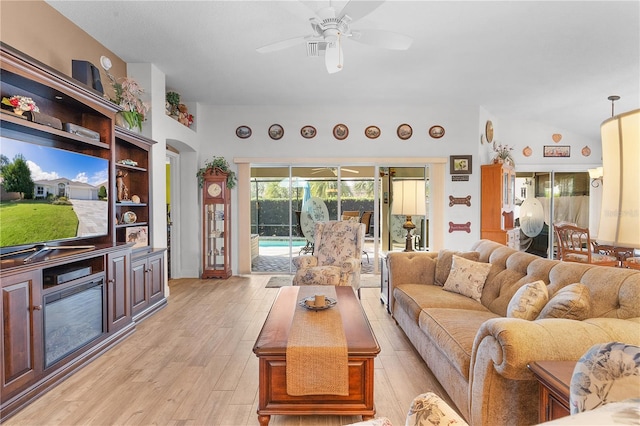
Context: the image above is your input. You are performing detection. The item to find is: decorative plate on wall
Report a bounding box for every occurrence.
[429,125,445,139]
[235,125,251,139]
[268,124,284,140]
[300,125,316,139]
[333,124,349,140]
[397,123,412,140]
[365,125,381,139]
[523,146,533,157]
[581,146,591,157]
[485,120,494,143]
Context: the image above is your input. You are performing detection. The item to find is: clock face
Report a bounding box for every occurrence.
[207,182,222,197]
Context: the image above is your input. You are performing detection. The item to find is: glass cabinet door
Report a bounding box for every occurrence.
[205,203,227,271]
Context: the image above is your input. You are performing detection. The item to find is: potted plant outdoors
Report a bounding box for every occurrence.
[104,70,150,132]
[166,91,180,116]
[197,157,237,189]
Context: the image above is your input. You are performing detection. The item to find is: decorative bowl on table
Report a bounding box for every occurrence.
[298,296,337,311]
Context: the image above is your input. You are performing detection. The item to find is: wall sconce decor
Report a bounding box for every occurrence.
[588,166,603,188]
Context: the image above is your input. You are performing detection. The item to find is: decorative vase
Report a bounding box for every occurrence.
[115,111,140,132]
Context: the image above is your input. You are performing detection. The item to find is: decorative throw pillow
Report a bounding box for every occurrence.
[506,280,549,320]
[536,283,591,320]
[443,255,492,302]
[435,249,481,286]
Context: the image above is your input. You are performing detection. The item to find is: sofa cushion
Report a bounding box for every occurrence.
[394,284,488,323]
[537,283,591,320]
[419,308,500,378]
[443,255,492,302]
[435,250,480,286]
[506,280,549,320]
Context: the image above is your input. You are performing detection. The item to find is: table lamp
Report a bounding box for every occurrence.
[392,180,426,252]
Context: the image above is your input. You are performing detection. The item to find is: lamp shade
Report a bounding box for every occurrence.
[598,109,640,247]
[391,180,426,216]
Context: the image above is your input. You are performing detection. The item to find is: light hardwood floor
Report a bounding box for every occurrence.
[5,276,454,426]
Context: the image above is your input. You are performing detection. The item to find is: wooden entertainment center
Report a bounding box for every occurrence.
[0,43,166,420]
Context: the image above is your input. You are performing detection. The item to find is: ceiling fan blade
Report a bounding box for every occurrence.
[256,36,308,53]
[325,43,343,74]
[351,29,413,50]
[339,0,385,22]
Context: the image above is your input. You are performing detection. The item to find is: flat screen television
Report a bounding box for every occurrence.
[0,135,110,253]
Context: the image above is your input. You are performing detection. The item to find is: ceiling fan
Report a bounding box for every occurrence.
[311,167,360,175]
[256,0,413,74]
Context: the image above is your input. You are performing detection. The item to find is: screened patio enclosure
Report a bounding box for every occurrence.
[250,165,430,274]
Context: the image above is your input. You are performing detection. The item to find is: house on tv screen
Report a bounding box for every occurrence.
[34,178,102,200]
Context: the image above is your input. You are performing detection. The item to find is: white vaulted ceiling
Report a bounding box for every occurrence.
[47,1,639,141]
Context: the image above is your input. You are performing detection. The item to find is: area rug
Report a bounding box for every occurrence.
[266,276,292,288]
[265,274,380,288]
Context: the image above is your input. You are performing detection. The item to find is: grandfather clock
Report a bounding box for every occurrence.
[201,168,232,278]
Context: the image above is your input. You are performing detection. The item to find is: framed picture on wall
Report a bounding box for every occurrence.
[543,145,570,157]
[450,155,472,175]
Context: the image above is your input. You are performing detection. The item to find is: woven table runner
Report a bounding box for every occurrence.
[286,286,349,396]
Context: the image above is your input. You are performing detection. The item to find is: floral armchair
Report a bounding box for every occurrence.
[292,220,365,296]
[569,341,640,415]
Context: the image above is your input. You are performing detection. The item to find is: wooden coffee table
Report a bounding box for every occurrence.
[253,285,380,425]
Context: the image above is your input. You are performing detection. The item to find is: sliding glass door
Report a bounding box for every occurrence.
[514,171,591,258]
[250,165,377,274]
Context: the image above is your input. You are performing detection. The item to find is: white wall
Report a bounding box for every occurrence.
[127,62,606,278]
[197,104,483,266]
[127,63,200,280]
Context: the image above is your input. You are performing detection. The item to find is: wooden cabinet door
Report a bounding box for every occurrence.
[1,271,42,397]
[106,250,131,332]
[131,257,148,317]
[148,253,164,304]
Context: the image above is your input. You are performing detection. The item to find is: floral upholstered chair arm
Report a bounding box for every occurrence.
[569,341,640,414]
[346,393,466,426]
[405,392,468,426]
[291,255,318,269]
[341,258,360,272]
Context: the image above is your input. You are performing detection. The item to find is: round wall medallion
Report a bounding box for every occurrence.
[552,133,563,143]
[429,125,445,139]
[235,125,251,139]
[268,124,284,140]
[581,146,591,157]
[397,123,412,140]
[333,124,349,140]
[365,125,380,139]
[300,125,316,139]
[523,146,533,157]
[485,120,494,143]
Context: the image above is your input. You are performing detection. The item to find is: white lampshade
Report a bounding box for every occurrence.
[598,109,640,247]
[392,180,427,216]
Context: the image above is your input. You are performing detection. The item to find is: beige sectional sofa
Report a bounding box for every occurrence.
[387,239,640,426]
